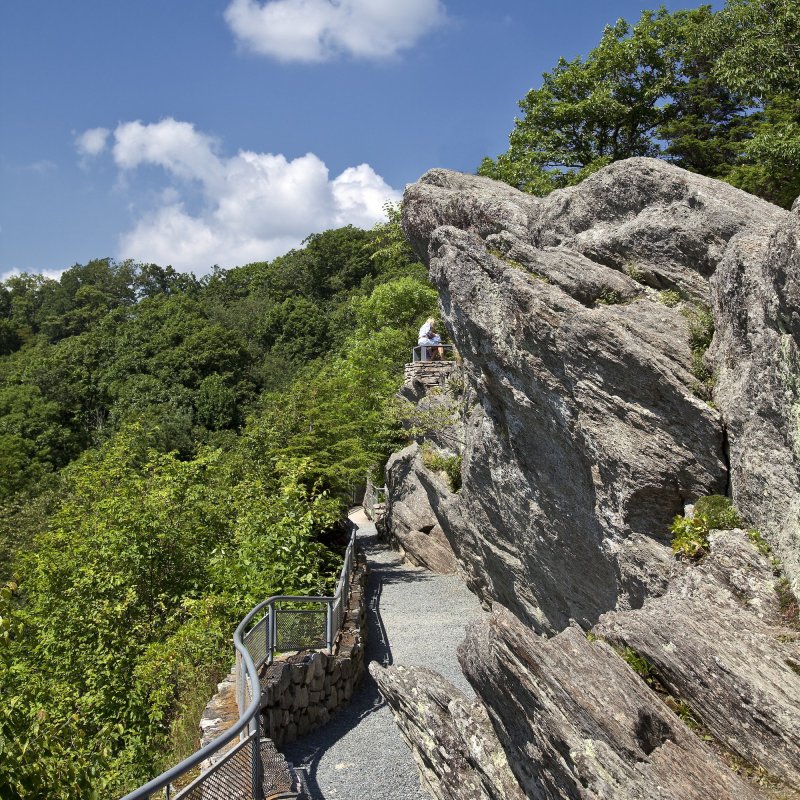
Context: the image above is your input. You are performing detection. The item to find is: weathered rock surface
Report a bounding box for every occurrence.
[458,611,763,800]
[384,443,460,575]
[379,160,799,800]
[401,157,793,631]
[710,201,800,590]
[596,531,800,790]
[369,662,525,800]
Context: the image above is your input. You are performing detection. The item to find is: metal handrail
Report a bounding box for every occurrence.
[412,343,455,362]
[369,486,387,521]
[121,522,358,800]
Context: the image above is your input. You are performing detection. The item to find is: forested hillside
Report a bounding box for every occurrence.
[0,211,437,798]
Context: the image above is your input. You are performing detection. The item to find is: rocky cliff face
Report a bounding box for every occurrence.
[372,159,800,800]
[402,158,795,630]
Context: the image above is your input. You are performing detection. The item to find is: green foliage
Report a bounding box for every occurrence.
[664,696,703,730]
[658,289,682,307]
[479,8,753,194]
[0,214,434,797]
[705,0,800,98]
[682,302,715,398]
[671,514,713,559]
[775,577,800,629]
[703,0,800,208]
[596,290,624,306]
[693,494,741,528]
[724,94,800,208]
[670,495,741,559]
[390,392,464,450]
[421,445,463,492]
[624,263,645,283]
[481,1,800,208]
[0,429,343,796]
[746,528,771,556]
[619,646,655,684]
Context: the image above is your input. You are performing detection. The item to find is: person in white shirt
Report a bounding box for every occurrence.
[418,317,444,360]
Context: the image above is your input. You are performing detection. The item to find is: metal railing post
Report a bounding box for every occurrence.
[269,601,276,663]
[326,599,334,652]
[251,712,264,800]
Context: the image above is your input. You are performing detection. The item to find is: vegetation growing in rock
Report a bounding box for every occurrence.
[658,290,682,307]
[421,444,463,492]
[624,263,645,283]
[775,577,800,630]
[619,646,656,684]
[596,289,624,306]
[391,392,464,450]
[682,301,716,399]
[746,527,771,556]
[670,495,741,559]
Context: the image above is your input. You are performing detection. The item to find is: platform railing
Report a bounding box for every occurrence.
[412,343,456,362]
[368,485,387,521]
[121,523,358,800]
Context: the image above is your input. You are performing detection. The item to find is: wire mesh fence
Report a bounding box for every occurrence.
[163,737,295,800]
[275,607,327,652]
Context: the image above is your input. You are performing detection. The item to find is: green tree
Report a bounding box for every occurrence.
[706,0,800,97]
[704,0,800,207]
[480,3,798,207]
[479,10,680,194]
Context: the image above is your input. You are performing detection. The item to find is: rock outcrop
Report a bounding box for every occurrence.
[374,158,800,799]
[369,663,525,800]
[382,360,465,574]
[710,199,800,585]
[401,157,793,631]
[383,443,460,574]
[596,530,800,789]
[458,613,763,800]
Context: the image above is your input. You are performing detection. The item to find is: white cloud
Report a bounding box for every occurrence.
[107,118,399,271]
[1,266,65,283]
[224,0,446,62]
[75,127,110,157]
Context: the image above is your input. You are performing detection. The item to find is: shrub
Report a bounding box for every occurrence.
[596,289,623,306]
[746,528,771,556]
[682,302,715,399]
[670,495,740,560]
[421,445,463,492]
[693,495,741,529]
[658,289,681,307]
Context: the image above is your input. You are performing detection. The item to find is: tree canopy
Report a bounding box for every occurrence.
[480,1,800,208]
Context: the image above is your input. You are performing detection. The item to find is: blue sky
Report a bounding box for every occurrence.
[1,0,710,278]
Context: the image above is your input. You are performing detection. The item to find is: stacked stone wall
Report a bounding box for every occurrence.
[258,551,368,747]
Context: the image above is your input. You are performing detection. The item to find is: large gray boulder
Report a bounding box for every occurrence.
[369,662,525,800]
[596,531,800,790]
[458,612,763,800]
[402,158,794,630]
[383,443,460,575]
[375,160,800,800]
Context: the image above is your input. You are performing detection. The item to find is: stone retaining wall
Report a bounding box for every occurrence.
[200,546,368,765]
[402,360,457,392]
[258,550,368,748]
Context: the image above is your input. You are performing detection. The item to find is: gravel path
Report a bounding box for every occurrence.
[282,508,487,799]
